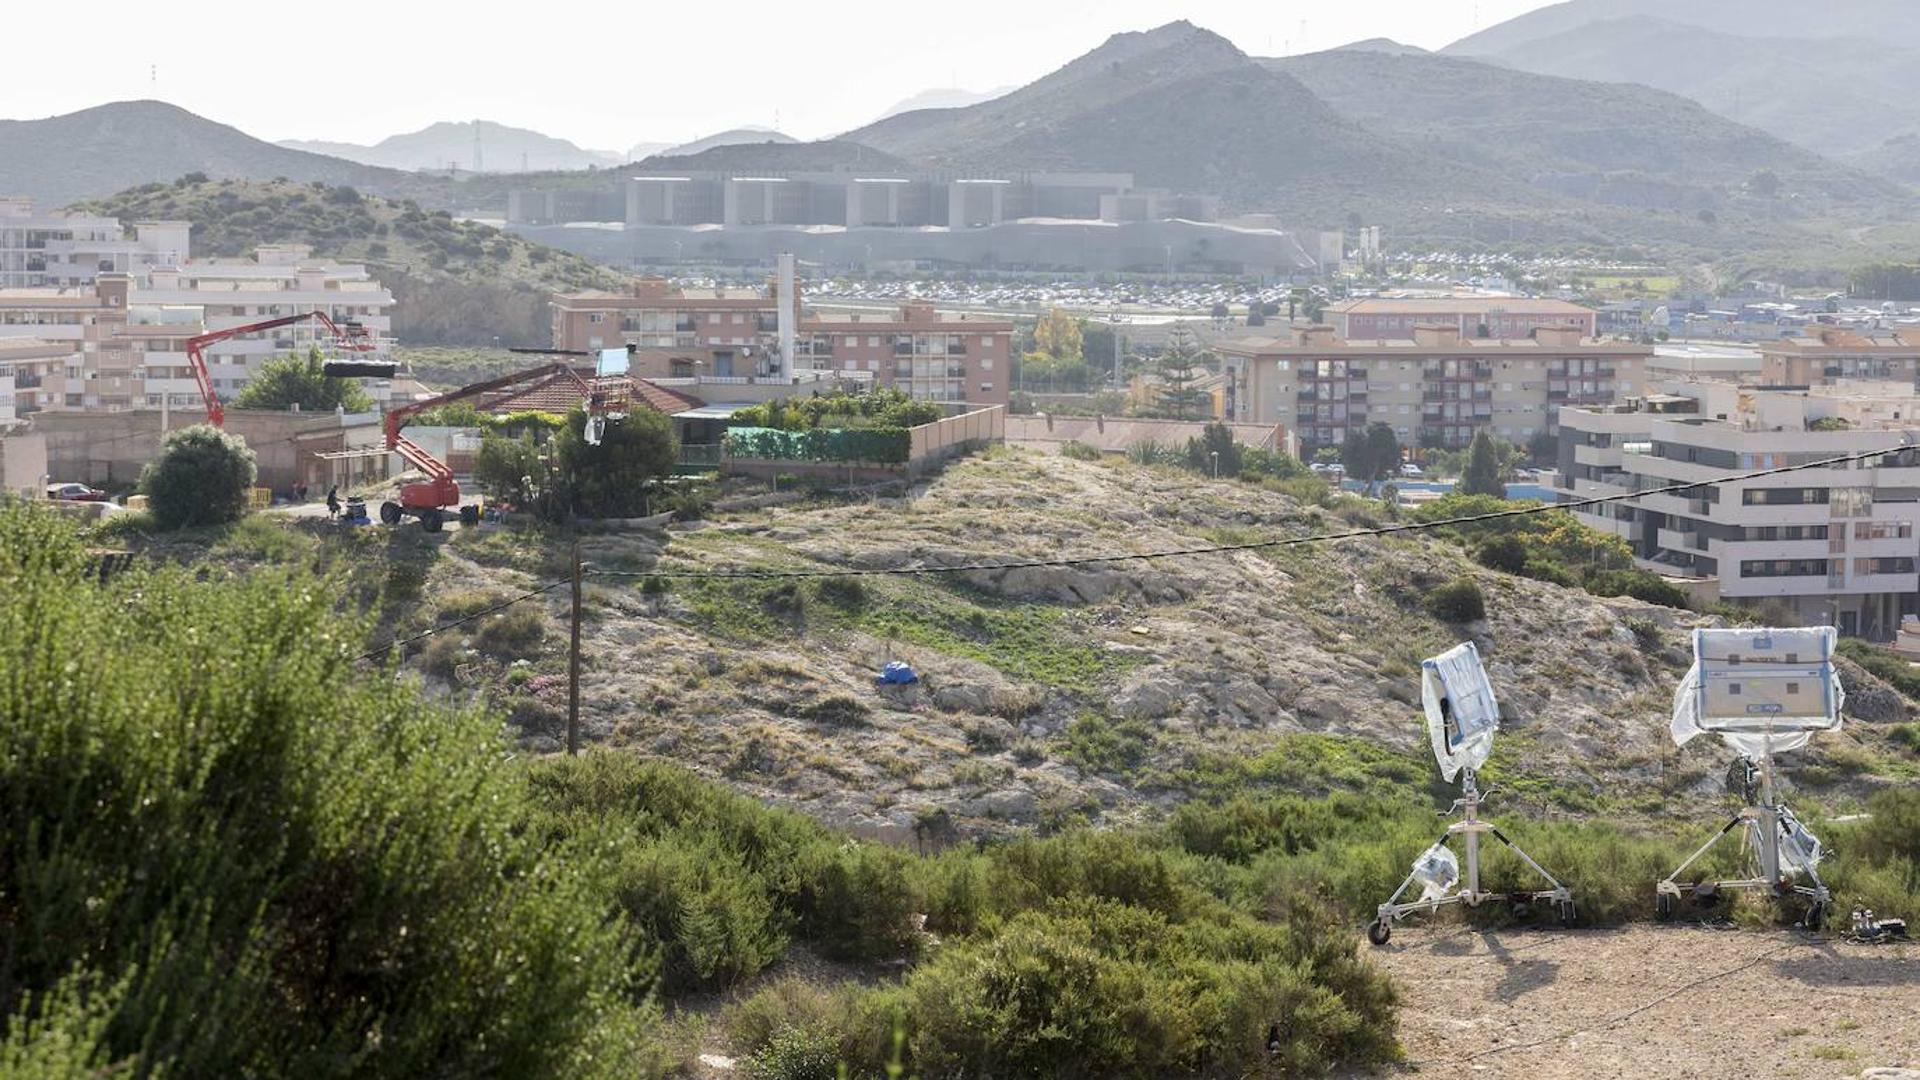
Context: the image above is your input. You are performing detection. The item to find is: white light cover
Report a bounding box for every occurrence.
[1671,627,1844,757]
[1422,641,1499,781]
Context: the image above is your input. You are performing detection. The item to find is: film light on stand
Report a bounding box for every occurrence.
[1367,641,1575,946]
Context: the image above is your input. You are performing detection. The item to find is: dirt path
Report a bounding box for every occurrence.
[1356,926,1920,1079]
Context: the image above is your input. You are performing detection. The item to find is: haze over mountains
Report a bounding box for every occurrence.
[278,120,624,173]
[1447,0,1920,176]
[4,11,1916,258]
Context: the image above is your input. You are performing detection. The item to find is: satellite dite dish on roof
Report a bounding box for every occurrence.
[1367,642,1574,946]
[1657,627,1843,929]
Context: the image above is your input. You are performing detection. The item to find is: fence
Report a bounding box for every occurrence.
[720,405,1006,482]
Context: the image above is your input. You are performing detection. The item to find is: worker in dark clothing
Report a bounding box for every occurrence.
[326,485,341,520]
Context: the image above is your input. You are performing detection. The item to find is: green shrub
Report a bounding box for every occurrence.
[1060,712,1155,776]
[1060,440,1105,461]
[1474,534,1528,574]
[745,1025,839,1080]
[898,896,1397,1079]
[0,502,644,1077]
[138,424,256,530]
[473,603,546,658]
[1425,576,1486,623]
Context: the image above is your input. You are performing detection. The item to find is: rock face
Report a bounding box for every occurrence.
[507,450,1911,836]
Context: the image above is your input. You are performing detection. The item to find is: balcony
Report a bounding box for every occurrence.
[14,374,42,389]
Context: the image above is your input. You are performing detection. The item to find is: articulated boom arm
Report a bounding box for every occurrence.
[382,359,591,484]
[185,310,375,428]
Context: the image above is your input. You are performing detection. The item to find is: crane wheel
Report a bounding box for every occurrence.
[420,508,444,533]
[379,501,402,525]
[459,505,480,527]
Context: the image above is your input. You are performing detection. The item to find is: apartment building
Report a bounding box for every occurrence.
[135,246,395,398]
[1328,297,1598,340]
[1215,324,1651,449]
[0,245,396,413]
[551,278,1012,405]
[1551,380,1920,637]
[1757,328,1920,386]
[796,303,1012,405]
[0,339,84,425]
[0,197,189,289]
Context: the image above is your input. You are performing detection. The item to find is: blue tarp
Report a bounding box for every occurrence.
[875,661,919,685]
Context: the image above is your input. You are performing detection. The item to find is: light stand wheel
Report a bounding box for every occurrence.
[1558,900,1577,928]
[1805,901,1826,931]
[1655,892,1674,922]
[1367,920,1391,947]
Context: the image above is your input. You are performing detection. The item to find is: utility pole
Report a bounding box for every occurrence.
[568,541,583,755]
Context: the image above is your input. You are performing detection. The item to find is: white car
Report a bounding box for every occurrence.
[1400,463,1425,478]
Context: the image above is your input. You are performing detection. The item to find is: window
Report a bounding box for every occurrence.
[1854,521,1914,540]
[868,336,881,347]
[981,358,993,370]
[1853,557,1915,576]
[980,382,994,392]
[588,313,604,324]
[1743,488,1828,506]
[1739,559,1828,578]
[979,336,993,348]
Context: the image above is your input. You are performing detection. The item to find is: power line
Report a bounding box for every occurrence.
[591,443,1917,581]
[357,578,572,661]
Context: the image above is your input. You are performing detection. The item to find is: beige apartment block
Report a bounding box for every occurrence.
[1757,327,1920,386]
[1328,296,1597,340]
[1216,324,1650,449]
[552,277,1012,405]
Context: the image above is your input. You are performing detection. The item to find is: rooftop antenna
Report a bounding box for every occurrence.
[1367,641,1575,945]
[1657,627,1843,928]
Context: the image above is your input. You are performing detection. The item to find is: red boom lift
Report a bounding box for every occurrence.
[378,361,597,531]
[183,311,386,427]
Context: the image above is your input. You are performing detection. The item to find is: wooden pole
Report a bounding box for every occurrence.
[568,540,582,756]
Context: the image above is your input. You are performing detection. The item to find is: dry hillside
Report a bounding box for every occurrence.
[324,448,1916,842]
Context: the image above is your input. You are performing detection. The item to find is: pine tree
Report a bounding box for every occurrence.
[1154,326,1213,420]
[1460,430,1506,497]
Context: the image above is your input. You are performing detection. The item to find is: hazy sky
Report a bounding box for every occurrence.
[7,0,1548,150]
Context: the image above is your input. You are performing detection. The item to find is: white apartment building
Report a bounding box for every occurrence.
[1551,380,1920,638]
[135,245,394,398]
[0,244,396,413]
[0,197,189,289]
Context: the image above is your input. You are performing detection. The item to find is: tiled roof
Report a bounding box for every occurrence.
[481,370,704,415]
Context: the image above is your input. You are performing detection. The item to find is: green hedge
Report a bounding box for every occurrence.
[725,426,911,464]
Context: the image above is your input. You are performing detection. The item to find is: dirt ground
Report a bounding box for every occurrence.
[1357,925,1920,1079]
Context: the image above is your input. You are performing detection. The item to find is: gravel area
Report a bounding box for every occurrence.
[1355,925,1920,1079]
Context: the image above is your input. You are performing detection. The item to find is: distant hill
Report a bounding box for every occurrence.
[1330,38,1429,56]
[1444,0,1920,56]
[278,120,623,173]
[842,21,1539,223]
[656,128,798,159]
[1447,15,1920,165]
[0,100,433,206]
[867,86,1014,124]
[1269,47,1893,209]
[71,177,621,346]
[641,140,911,174]
[625,142,673,162]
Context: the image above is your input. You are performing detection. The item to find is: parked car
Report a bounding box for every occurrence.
[46,482,107,502]
[1400,463,1425,478]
